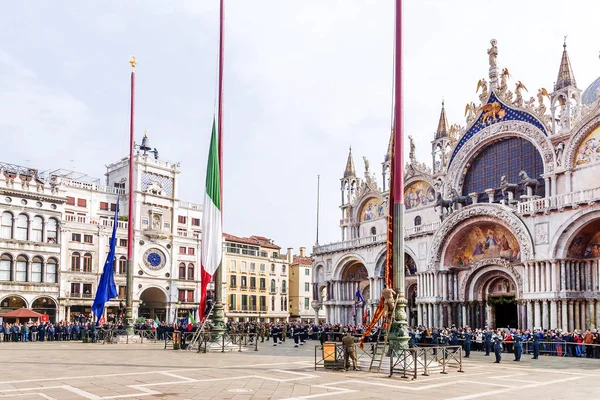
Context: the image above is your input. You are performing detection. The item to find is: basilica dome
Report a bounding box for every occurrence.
[582,75,600,105]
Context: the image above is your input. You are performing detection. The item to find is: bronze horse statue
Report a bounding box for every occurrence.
[451,188,471,208]
[434,192,453,214]
[519,170,539,195]
[500,175,519,198]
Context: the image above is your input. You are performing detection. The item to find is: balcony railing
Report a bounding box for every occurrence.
[61,178,125,195]
[64,214,128,229]
[69,292,93,298]
[229,284,237,289]
[517,186,600,215]
[314,222,441,255]
[179,201,202,211]
[240,285,247,290]
[404,221,441,237]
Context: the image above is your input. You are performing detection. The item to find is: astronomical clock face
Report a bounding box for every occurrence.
[143,248,166,271]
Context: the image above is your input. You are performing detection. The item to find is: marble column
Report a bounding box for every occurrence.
[551,261,558,291]
[546,263,552,292]
[574,301,581,330]
[526,301,533,330]
[575,264,581,291]
[418,304,423,326]
[568,301,575,331]
[560,261,566,291]
[534,301,541,328]
[542,300,549,329]
[550,300,558,329]
[550,174,557,196]
[433,304,439,328]
[587,299,594,330]
[580,301,586,330]
[453,274,459,301]
[442,273,448,301]
[596,299,600,330]
[561,300,568,332]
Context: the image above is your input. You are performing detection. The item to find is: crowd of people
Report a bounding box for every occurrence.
[4,316,600,361]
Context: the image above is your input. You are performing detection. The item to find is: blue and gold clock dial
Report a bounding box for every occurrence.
[143,248,166,271]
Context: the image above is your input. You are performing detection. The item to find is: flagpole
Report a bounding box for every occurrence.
[210,0,226,335]
[389,0,409,349]
[315,174,320,245]
[124,56,137,336]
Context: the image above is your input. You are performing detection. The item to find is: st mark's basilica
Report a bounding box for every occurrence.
[311,39,600,332]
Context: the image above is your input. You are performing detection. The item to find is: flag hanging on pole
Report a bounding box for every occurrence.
[92,197,120,323]
[199,118,223,320]
[360,131,396,348]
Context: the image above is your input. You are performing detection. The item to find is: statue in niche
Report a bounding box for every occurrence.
[152,214,162,230]
[556,142,565,167]
[363,156,370,174]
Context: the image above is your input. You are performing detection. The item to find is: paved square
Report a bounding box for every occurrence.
[0,341,598,399]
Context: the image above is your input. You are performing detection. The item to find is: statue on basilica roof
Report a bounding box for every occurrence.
[488,39,498,68]
[363,156,370,174]
[409,135,416,163]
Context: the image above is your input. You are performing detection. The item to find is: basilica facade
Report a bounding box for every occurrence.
[312,39,600,332]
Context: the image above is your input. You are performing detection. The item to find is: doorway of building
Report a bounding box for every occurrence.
[493,297,518,328]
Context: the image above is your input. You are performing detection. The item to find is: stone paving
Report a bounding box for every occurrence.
[0,339,599,399]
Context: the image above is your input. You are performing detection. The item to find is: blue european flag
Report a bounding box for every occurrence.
[92,197,120,323]
[355,287,365,304]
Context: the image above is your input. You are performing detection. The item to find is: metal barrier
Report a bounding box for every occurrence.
[164,332,259,353]
[390,345,463,379]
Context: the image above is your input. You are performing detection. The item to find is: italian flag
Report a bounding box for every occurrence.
[200,118,222,321]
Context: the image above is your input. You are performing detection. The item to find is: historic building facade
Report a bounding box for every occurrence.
[223,234,290,322]
[312,39,600,331]
[0,134,204,323]
[289,247,325,322]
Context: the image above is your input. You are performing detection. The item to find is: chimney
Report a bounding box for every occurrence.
[287,247,293,263]
[300,247,306,257]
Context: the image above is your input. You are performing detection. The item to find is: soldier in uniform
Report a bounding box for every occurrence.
[483,327,492,356]
[513,330,523,361]
[463,328,473,358]
[342,332,359,371]
[281,324,287,343]
[531,329,541,359]
[492,332,503,363]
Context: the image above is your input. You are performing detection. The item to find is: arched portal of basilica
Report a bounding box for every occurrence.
[313,38,600,331]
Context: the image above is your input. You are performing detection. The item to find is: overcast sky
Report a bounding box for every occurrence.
[1,0,599,253]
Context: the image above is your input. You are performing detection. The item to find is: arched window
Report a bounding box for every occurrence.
[462,137,544,201]
[71,252,81,272]
[15,214,28,241]
[31,216,43,242]
[414,216,422,226]
[282,265,286,274]
[370,227,376,235]
[83,253,92,272]
[270,279,276,293]
[31,256,43,282]
[1,212,12,239]
[46,258,58,283]
[15,255,28,282]
[282,280,287,294]
[179,262,186,280]
[0,254,12,281]
[47,218,58,243]
[280,297,284,310]
[118,256,127,275]
[271,296,275,311]
[187,263,194,280]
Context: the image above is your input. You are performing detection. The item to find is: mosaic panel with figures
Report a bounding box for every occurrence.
[141,172,173,197]
[404,181,435,210]
[574,125,600,167]
[359,197,386,221]
[444,222,520,267]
